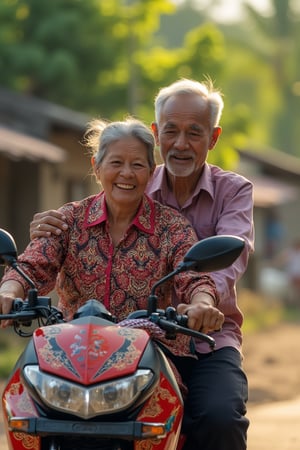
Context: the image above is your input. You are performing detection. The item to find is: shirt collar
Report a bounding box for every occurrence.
[84,191,156,234]
[147,163,215,201]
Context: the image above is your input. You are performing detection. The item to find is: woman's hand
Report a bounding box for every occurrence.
[0,282,24,328]
[30,210,68,239]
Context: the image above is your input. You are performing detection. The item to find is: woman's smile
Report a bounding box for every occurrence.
[115,183,135,190]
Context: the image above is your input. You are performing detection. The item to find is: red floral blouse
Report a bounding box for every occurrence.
[2,193,217,323]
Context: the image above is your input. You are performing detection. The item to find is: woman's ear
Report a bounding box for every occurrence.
[91,156,100,180]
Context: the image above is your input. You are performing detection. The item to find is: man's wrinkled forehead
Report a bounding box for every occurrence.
[163,120,204,133]
[159,93,211,127]
[162,92,208,112]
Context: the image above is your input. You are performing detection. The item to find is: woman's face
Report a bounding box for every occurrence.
[95,136,154,210]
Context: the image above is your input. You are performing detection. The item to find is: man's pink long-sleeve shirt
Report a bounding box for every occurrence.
[147,163,255,353]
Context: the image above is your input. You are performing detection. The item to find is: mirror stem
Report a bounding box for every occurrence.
[12,262,36,289]
[147,266,182,315]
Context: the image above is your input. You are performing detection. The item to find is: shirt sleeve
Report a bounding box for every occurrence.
[0,235,67,297]
[1,204,73,297]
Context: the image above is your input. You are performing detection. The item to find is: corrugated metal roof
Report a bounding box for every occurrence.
[249,175,298,208]
[0,87,89,131]
[0,126,67,163]
[237,147,300,178]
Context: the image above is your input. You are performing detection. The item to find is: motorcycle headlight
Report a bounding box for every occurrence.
[24,365,153,419]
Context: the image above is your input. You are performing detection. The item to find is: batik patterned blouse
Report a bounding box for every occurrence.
[2,193,217,323]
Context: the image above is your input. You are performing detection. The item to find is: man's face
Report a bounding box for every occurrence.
[153,93,221,178]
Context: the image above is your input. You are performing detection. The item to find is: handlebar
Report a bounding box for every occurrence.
[0,296,64,337]
[128,306,216,350]
[1,300,215,349]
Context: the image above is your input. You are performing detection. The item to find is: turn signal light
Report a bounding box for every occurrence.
[9,417,31,432]
[141,423,166,438]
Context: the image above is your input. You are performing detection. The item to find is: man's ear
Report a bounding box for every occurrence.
[151,122,159,145]
[150,164,156,177]
[209,127,222,150]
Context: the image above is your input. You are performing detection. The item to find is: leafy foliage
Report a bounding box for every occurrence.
[0,0,122,108]
[226,0,300,155]
[4,0,298,164]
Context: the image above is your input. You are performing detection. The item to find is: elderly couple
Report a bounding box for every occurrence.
[0,78,254,450]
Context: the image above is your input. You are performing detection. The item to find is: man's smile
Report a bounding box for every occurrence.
[173,155,192,160]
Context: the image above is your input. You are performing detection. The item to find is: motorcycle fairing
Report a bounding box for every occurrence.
[2,368,40,450]
[1,335,183,450]
[135,371,183,450]
[33,318,150,384]
[2,369,183,450]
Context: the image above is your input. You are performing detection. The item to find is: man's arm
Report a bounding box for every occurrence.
[212,180,254,304]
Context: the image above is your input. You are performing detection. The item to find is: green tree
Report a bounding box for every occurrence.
[141,19,249,168]
[0,0,118,109]
[84,0,175,118]
[0,0,252,168]
[0,0,174,114]
[242,0,300,155]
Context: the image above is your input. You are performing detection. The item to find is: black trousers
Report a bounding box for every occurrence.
[170,347,249,450]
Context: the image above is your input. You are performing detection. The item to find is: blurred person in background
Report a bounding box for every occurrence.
[269,238,300,306]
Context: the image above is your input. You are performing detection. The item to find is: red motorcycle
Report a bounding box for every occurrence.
[0,228,244,450]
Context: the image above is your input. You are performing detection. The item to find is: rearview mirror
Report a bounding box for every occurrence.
[0,228,18,266]
[181,235,245,272]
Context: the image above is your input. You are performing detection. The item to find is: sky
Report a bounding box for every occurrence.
[173,0,273,23]
[209,0,272,22]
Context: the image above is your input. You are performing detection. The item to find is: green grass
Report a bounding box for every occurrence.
[0,329,28,379]
[240,288,300,334]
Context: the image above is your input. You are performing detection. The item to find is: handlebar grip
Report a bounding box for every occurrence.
[165,307,188,328]
[176,314,188,328]
[12,298,24,312]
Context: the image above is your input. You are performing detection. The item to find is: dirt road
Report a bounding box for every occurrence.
[245,321,300,449]
[247,397,300,449]
[1,321,300,449]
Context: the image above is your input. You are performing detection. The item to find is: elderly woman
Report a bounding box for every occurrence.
[0,118,223,338]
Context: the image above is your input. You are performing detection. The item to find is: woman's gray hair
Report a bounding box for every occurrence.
[154,78,224,129]
[84,117,156,169]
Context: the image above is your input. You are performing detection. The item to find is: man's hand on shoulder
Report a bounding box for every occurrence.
[30,210,68,240]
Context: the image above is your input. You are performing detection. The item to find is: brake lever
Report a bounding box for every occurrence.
[0,310,38,322]
[149,312,215,350]
[162,318,215,349]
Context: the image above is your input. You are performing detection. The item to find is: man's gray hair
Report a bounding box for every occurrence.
[154,78,224,129]
[85,117,156,169]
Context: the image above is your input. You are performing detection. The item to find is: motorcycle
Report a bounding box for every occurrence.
[0,228,245,450]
